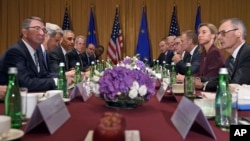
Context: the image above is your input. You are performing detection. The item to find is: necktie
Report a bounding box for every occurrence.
[43,51,48,68]
[228,56,235,81]
[34,52,40,72]
[189,54,192,62]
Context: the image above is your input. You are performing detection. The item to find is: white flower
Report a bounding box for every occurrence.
[94,70,100,75]
[125,64,131,69]
[129,89,138,99]
[117,91,122,95]
[92,75,100,82]
[92,84,100,94]
[138,85,147,96]
[130,81,139,90]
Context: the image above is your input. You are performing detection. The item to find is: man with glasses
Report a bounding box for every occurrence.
[204,18,250,91]
[0,16,57,92]
[172,36,188,74]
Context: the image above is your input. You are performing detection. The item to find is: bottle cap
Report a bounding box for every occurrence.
[76,62,80,66]
[8,67,17,74]
[91,61,95,65]
[171,62,175,65]
[59,62,65,67]
[186,63,191,66]
[219,68,228,74]
[162,61,166,64]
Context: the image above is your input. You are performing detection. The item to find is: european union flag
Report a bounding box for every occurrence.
[135,7,151,62]
[62,7,71,30]
[86,7,97,47]
[195,5,201,35]
[168,6,180,36]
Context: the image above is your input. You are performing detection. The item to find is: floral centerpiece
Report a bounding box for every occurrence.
[91,56,156,109]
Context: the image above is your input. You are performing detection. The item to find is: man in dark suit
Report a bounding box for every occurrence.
[66,35,86,71]
[203,18,250,91]
[81,43,97,71]
[39,22,63,77]
[0,16,57,92]
[172,30,201,75]
[157,37,175,65]
[172,36,189,72]
[49,30,75,72]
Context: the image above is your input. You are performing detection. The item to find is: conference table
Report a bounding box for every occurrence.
[1,93,250,141]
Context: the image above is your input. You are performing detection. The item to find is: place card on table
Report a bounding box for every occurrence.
[156,84,167,102]
[70,82,92,101]
[25,94,71,134]
[171,97,216,139]
[156,84,177,102]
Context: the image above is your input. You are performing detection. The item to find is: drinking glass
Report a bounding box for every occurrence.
[20,87,28,125]
[231,91,238,125]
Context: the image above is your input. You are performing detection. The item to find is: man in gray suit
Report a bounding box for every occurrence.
[201,18,250,91]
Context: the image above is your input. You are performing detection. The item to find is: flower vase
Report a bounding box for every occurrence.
[105,100,139,109]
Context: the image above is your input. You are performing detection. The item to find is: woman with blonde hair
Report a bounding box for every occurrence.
[195,23,225,90]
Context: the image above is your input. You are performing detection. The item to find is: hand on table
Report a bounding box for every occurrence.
[176,74,185,83]
[0,85,7,100]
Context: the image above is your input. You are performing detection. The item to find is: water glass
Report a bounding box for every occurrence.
[20,87,28,125]
[231,91,238,125]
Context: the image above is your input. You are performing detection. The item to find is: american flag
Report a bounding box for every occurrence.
[62,7,71,30]
[168,6,180,36]
[107,7,123,64]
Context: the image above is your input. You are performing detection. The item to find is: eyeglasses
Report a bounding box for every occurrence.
[26,26,48,33]
[217,28,238,37]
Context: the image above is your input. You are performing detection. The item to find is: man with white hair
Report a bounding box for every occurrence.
[38,23,63,73]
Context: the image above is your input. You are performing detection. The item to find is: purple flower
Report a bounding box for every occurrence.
[98,57,156,101]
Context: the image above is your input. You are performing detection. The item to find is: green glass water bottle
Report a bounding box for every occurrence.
[101,60,105,71]
[170,62,176,85]
[74,62,81,85]
[161,61,168,78]
[57,62,68,98]
[184,63,195,98]
[215,68,232,131]
[5,67,22,128]
[90,61,95,80]
[155,60,160,74]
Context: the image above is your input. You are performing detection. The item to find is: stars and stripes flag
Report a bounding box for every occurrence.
[195,4,201,35]
[62,7,71,30]
[86,7,98,47]
[168,6,180,36]
[135,6,151,62]
[107,7,123,64]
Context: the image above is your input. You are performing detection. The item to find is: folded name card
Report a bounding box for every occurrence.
[171,97,216,139]
[70,82,92,101]
[25,94,70,134]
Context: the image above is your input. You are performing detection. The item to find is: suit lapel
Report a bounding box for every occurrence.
[19,41,38,75]
[231,43,246,78]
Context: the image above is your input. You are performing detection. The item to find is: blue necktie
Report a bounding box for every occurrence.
[228,56,235,81]
[43,51,48,68]
[34,52,39,72]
